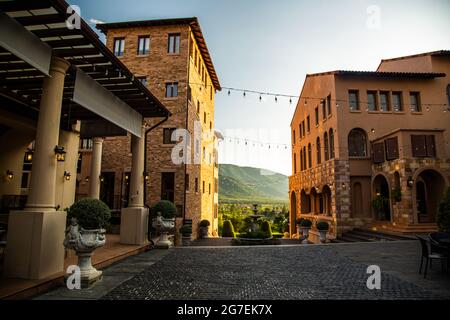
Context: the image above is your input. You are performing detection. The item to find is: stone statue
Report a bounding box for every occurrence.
[151,212,175,249]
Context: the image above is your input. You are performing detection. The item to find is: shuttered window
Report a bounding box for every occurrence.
[372,142,385,164]
[411,135,427,157]
[385,137,399,160]
[426,135,436,157]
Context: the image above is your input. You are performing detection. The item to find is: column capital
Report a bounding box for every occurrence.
[49,56,70,75]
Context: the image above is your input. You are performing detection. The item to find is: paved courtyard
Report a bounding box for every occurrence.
[36,241,450,300]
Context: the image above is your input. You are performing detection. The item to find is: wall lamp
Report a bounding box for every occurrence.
[54,145,66,162]
[341,182,347,190]
[407,177,414,188]
[25,149,34,162]
[100,175,105,182]
[6,170,14,180]
[64,171,71,181]
[85,176,89,183]
[143,171,149,181]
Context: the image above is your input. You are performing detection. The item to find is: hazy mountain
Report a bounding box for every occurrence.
[219,164,288,204]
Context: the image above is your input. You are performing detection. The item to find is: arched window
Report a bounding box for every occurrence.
[303,146,307,171]
[300,149,303,171]
[348,128,367,157]
[329,129,335,159]
[316,137,321,164]
[324,132,329,161]
[308,143,312,168]
[293,153,297,174]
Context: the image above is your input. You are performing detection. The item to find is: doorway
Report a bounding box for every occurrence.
[161,172,175,202]
[100,172,115,209]
[373,175,391,221]
[415,169,446,223]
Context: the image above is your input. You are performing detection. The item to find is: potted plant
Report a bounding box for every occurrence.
[316,221,329,243]
[295,218,302,236]
[151,200,177,249]
[63,198,111,287]
[372,195,388,220]
[179,224,192,246]
[299,218,312,237]
[199,219,210,239]
[437,187,450,232]
[221,220,235,238]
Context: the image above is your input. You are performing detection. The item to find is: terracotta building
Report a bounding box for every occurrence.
[289,50,450,242]
[77,18,222,238]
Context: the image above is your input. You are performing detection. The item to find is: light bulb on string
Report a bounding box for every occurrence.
[304,99,307,106]
[289,98,292,104]
[275,96,278,103]
[243,91,246,98]
[228,90,231,96]
[259,95,262,102]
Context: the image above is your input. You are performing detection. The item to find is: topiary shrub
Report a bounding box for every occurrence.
[260,220,272,238]
[68,198,111,230]
[437,187,450,232]
[151,200,177,219]
[316,221,329,231]
[199,219,210,228]
[222,220,235,238]
[299,218,312,228]
[179,224,192,237]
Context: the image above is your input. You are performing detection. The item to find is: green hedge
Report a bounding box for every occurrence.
[151,200,177,219]
[222,220,235,238]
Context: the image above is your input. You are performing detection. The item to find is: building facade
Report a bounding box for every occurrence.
[289,51,450,242]
[90,18,221,238]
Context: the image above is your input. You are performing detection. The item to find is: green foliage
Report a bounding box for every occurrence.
[372,195,388,211]
[199,219,210,227]
[316,221,329,231]
[392,187,402,202]
[179,224,192,236]
[68,198,111,230]
[437,187,450,232]
[299,218,312,227]
[260,220,272,238]
[222,220,235,237]
[242,231,271,239]
[151,200,177,219]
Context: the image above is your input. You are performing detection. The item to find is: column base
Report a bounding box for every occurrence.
[120,207,149,245]
[5,210,67,279]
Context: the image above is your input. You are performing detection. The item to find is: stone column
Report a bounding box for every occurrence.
[128,125,145,207]
[25,57,70,210]
[88,137,103,199]
[5,57,70,279]
[120,124,149,245]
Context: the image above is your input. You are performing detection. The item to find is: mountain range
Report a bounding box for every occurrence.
[218,164,288,204]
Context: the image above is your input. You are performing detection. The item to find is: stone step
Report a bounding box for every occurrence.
[352,229,413,241]
[337,234,371,242]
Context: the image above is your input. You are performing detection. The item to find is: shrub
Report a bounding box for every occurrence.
[260,220,272,238]
[68,198,111,230]
[316,221,329,231]
[392,187,402,202]
[295,218,303,225]
[199,219,210,228]
[151,200,177,219]
[437,187,450,233]
[222,220,235,238]
[179,224,192,236]
[242,231,269,239]
[299,218,312,228]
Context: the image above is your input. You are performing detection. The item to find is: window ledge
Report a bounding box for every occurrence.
[136,54,150,57]
[367,111,379,114]
[380,111,392,114]
[164,97,179,100]
[393,111,406,114]
[411,111,423,115]
[349,110,361,113]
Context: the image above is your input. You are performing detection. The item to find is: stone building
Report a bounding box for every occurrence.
[289,50,450,242]
[84,18,222,238]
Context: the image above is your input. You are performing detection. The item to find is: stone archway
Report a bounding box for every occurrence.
[290,191,297,235]
[373,174,391,221]
[310,188,318,214]
[414,169,446,223]
[322,185,332,216]
[300,189,310,213]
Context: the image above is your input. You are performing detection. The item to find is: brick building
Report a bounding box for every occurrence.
[289,50,450,242]
[76,18,221,238]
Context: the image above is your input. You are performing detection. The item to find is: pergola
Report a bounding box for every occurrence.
[0,0,170,280]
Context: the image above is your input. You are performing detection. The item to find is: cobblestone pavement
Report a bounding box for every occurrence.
[102,243,449,300]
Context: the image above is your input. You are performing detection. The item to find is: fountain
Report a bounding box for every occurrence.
[232,204,280,245]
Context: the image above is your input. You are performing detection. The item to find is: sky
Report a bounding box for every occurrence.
[70,0,450,175]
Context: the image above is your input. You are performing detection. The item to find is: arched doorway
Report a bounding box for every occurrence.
[290,191,297,234]
[300,189,310,213]
[322,185,332,216]
[351,182,363,218]
[373,175,391,221]
[415,169,446,223]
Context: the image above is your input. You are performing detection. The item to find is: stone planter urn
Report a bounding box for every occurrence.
[63,218,106,288]
[318,230,327,243]
[152,213,175,249]
[181,235,191,246]
[300,227,310,237]
[199,226,209,239]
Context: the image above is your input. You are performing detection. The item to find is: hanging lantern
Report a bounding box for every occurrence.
[64,171,71,181]
[25,149,33,162]
[54,145,66,162]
